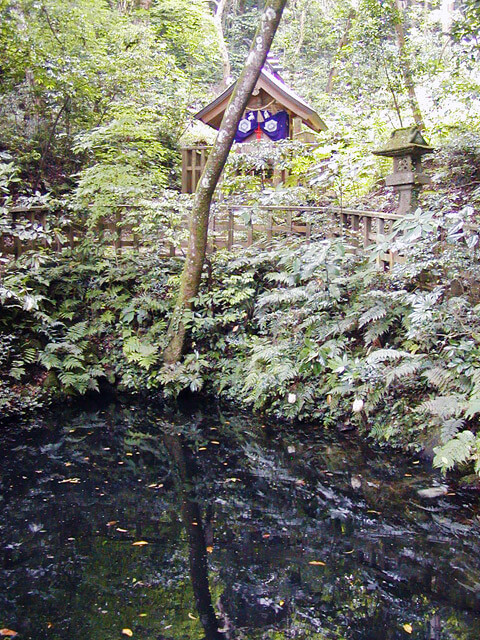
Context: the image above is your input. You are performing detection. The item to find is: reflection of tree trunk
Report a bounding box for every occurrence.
[164,434,227,639]
[214,0,233,90]
[393,0,425,130]
[325,10,355,94]
[162,0,288,364]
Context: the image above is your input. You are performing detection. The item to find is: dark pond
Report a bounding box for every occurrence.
[1,402,480,640]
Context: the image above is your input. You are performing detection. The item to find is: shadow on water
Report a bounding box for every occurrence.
[1,402,480,639]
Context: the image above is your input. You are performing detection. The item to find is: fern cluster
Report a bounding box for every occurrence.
[3,203,480,478]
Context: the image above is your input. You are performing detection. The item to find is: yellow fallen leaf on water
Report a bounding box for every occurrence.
[206,546,213,553]
[188,613,198,620]
[116,528,128,533]
[344,550,354,554]
[122,629,133,637]
[309,560,326,566]
[132,541,148,546]
[107,521,117,527]
[139,614,147,618]
[403,623,413,634]
[0,630,18,637]
[279,600,285,606]
[198,447,207,451]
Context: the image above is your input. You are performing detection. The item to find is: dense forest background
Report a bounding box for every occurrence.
[1,0,480,476]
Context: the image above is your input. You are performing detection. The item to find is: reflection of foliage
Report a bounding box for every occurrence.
[2,405,480,639]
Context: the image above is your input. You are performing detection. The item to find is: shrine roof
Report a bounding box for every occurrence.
[195,68,327,133]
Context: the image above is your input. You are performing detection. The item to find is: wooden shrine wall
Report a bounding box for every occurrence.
[181,146,210,194]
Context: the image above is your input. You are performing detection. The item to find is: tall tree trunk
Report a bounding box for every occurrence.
[393,0,426,130]
[325,9,355,94]
[213,0,233,90]
[163,0,288,365]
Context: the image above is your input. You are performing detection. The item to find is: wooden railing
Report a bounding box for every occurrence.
[204,204,405,268]
[0,205,176,258]
[1,202,405,268]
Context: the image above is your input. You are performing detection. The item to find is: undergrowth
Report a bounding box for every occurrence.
[2,204,480,478]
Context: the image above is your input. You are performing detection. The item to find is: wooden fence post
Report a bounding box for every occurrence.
[267,214,273,244]
[227,210,234,250]
[305,222,311,244]
[363,216,372,247]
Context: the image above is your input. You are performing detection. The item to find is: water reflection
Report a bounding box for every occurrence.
[1,404,480,640]
[164,433,228,639]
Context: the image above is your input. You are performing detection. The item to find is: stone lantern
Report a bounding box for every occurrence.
[373,126,433,214]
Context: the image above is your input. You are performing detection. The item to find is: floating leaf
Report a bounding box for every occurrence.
[188,613,198,620]
[132,541,148,546]
[122,629,133,637]
[0,631,18,637]
[309,560,326,566]
[206,546,213,553]
[403,623,413,634]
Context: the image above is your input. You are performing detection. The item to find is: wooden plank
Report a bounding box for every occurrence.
[181,148,189,193]
[363,217,372,247]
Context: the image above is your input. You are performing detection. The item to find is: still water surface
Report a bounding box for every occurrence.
[1,403,480,639]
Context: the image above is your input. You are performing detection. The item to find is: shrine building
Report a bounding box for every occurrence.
[181,67,327,193]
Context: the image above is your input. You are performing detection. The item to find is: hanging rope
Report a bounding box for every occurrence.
[246,98,276,112]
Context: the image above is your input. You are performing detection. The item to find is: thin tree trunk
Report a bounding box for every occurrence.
[393,0,425,130]
[382,57,403,126]
[325,9,355,94]
[213,0,232,90]
[293,1,310,59]
[163,0,288,365]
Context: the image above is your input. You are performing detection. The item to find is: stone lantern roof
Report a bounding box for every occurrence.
[373,126,433,158]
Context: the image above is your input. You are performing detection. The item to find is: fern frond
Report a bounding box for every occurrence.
[418,395,465,418]
[385,359,423,387]
[433,431,475,473]
[440,418,464,445]
[358,305,387,328]
[423,366,454,392]
[366,348,410,364]
[364,317,395,345]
